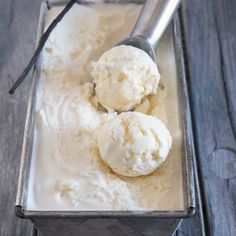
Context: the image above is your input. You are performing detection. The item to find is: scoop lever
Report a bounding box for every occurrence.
[118,0,181,63]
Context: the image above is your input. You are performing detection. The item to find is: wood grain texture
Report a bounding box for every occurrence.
[182,0,236,235]
[0,0,41,235]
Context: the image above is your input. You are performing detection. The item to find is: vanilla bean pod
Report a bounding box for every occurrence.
[9,0,77,94]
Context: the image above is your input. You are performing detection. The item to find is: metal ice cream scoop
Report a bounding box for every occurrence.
[118,0,181,63]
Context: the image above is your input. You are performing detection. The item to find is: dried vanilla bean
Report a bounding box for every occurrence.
[9,0,77,94]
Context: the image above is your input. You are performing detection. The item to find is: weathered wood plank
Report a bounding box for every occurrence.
[182,0,236,235]
[0,0,41,235]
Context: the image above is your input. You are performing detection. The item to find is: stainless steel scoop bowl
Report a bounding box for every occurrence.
[118,0,181,63]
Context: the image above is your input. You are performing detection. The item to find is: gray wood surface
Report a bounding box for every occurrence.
[0,0,235,235]
[182,0,236,235]
[0,0,41,235]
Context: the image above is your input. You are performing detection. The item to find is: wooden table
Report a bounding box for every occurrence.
[0,0,235,235]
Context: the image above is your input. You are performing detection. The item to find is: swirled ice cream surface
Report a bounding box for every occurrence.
[27,3,184,210]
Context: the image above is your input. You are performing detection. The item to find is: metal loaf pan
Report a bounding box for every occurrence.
[15,1,195,235]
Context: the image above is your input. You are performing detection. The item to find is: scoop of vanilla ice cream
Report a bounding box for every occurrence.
[96,112,172,177]
[92,45,160,111]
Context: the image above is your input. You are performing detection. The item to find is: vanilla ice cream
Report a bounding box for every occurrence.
[92,45,160,111]
[96,112,172,177]
[26,3,184,211]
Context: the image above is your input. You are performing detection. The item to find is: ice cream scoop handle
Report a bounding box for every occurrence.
[132,0,181,48]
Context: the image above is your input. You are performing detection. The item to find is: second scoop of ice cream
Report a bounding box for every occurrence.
[96,112,172,177]
[92,45,160,111]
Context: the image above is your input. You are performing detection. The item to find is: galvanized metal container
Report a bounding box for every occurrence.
[15,1,195,235]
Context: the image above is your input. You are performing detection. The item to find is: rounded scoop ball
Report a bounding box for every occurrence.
[92,45,160,112]
[96,112,172,177]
